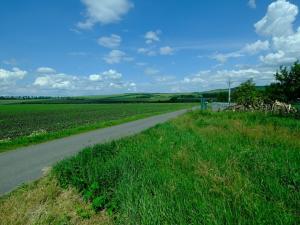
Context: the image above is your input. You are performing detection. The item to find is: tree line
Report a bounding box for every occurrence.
[233,61,300,106]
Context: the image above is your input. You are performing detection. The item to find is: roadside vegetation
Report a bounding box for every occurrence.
[235,61,300,105]
[0,103,195,152]
[2,110,298,224]
[0,175,111,225]
[266,61,300,103]
[53,111,300,225]
[230,61,300,117]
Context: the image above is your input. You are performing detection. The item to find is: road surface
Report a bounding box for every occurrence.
[0,108,195,195]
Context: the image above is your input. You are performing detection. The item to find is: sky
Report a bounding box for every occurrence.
[1,0,300,96]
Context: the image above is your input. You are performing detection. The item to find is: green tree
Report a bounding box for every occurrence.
[233,79,261,106]
[267,61,300,102]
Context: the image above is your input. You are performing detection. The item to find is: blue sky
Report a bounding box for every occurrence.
[1,0,300,96]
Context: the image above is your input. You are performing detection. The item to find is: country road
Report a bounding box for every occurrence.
[0,108,195,195]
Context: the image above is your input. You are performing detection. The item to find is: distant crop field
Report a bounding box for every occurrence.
[0,93,202,104]
[0,103,196,152]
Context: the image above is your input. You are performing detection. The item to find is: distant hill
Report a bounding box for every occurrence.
[200,85,267,94]
[0,86,269,104]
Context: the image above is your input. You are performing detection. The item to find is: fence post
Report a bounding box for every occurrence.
[201,97,207,110]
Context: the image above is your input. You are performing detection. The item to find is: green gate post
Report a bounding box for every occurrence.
[201,97,206,110]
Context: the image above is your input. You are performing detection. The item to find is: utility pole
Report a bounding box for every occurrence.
[228,78,232,107]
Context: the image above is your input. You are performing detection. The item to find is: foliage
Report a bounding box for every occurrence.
[0,176,111,225]
[54,111,300,225]
[232,79,262,106]
[266,61,300,103]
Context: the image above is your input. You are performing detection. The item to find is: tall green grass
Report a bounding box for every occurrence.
[54,111,300,225]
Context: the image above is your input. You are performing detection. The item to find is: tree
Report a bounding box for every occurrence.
[232,79,261,107]
[267,61,300,103]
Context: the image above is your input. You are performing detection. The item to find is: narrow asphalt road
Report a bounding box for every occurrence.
[0,108,195,195]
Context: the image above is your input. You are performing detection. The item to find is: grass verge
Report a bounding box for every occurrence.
[0,175,111,225]
[1,111,299,224]
[53,111,300,224]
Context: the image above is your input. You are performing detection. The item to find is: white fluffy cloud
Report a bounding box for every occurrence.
[260,51,296,65]
[34,74,77,89]
[138,46,174,57]
[108,81,136,91]
[98,34,122,48]
[102,70,122,80]
[144,30,161,44]
[211,40,269,63]
[160,46,174,55]
[103,50,133,64]
[89,69,122,81]
[182,68,274,88]
[89,74,103,81]
[256,0,300,65]
[137,48,157,56]
[214,1,300,66]
[137,67,276,93]
[0,65,136,95]
[272,28,300,54]
[138,30,174,56]
[212,52,243,63]
[243,40,269,54]
[0,67,27,81]
[263,30,300,65]
[36,67,56,74]
[183,75,207,85]
[255,0,298,37]
[78,0,133,29]
[0,67,27,91]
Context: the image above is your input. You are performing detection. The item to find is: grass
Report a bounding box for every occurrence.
[51,110,300,224]
[0,103,195,152]
[1,110,299,224]
[0,175,111,225]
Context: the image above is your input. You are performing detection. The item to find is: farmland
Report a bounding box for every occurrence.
[1,110,299,225]
[0,93,201,104]
[0,103,196,152]
[0,93,203,104]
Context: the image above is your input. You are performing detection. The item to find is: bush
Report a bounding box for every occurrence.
[266,61,300,103]
[232,79,263,107]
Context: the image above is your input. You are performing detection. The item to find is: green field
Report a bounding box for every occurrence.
[0,103,196,152]
[0,87,269,105]
[0,93,202,104]
[1,110,298,225]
